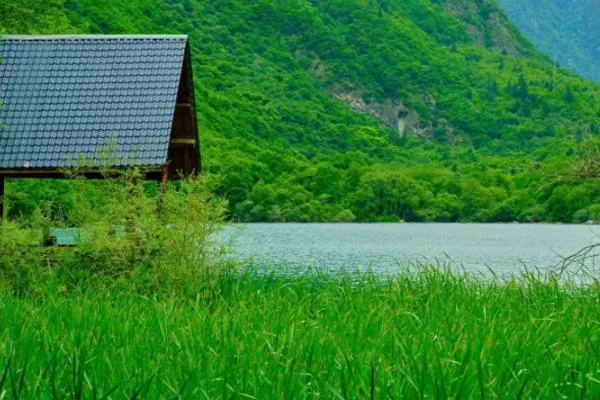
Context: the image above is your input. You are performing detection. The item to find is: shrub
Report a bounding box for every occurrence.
[0,170,231,297]
[333,208,356,222]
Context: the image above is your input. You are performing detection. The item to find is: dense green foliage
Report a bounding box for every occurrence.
[0,171,229,296]
[1,0,599,222]
[497,0,600,82]
[0,269,599,398]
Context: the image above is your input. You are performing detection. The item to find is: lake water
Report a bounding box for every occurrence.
[221,223,600,277]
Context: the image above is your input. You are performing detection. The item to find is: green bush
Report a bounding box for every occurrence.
[0,170,231,297]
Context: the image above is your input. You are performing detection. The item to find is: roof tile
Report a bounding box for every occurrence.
[0,35,187,169]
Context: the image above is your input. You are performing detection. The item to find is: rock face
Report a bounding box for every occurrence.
[331,90,437,140]
[297,50,442,140]
[443,0,533,56]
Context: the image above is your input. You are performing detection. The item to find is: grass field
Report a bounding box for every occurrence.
[1,176,598,398]
[0,268,599,399]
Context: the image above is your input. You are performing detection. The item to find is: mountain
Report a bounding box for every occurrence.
[1,0,599,223]
[496,0,600,82]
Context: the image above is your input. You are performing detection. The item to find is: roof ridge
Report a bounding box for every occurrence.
[1,34,188,41]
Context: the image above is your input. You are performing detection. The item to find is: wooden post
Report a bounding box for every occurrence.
[0,175,4,221]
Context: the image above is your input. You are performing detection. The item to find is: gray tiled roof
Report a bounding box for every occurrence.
[0,35,187,169]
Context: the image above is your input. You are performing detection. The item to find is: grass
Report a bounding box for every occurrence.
[1,171,598,398]
[0,268,598,399]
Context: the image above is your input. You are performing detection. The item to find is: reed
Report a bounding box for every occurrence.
[0,268,598,399]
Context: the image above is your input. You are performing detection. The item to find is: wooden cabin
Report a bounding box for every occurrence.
[0,35,201,218]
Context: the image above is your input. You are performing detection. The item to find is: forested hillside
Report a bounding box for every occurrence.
[497,0,599,82]
[1,0,599,223]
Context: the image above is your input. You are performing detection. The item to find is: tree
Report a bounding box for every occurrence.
[353,167,431,221]
[564,85,576,103]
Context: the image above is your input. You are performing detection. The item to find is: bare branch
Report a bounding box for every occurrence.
[553,242,600,280]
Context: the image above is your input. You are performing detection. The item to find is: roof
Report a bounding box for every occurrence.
[0,35,190,170]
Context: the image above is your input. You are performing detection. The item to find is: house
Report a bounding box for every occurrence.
[0,35,201,217]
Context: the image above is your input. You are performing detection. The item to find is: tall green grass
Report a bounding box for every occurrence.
[1,170,599,398]
[0,269,598,399]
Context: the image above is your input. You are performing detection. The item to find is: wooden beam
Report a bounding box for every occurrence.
[170,138,196,146]
[0,169,65,175]
[176,103,192,109]
[0,168,163,178]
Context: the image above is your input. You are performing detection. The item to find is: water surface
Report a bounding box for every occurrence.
[221,223,600,276]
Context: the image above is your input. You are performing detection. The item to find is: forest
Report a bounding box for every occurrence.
[497,0,599,83]
[1,0,599,223]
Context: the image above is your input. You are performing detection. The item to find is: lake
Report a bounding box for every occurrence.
[221,223,600,277]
